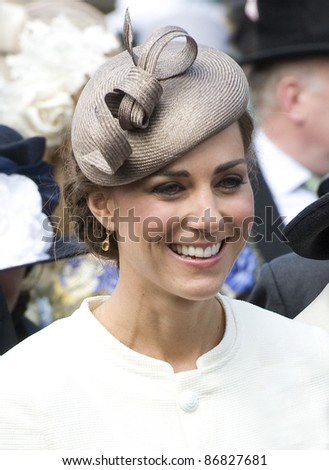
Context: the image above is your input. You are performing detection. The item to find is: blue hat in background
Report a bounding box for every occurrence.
[0,124,59,217]
[0,124,87,269]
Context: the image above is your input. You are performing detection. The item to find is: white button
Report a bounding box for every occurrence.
[178,390,199,412]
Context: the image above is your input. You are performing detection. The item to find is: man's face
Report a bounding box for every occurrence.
[300,58,329,174]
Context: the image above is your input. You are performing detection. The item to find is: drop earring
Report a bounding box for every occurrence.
[102,229,112,252]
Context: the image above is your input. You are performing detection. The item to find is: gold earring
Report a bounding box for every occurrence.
[102,229,112,252]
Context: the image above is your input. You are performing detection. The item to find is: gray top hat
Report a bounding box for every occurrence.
[238,0,329,64]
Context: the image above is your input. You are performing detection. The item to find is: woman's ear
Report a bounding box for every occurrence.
[87,191,115,230]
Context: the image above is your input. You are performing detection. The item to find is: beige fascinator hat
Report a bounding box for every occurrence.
[72,10,250,186]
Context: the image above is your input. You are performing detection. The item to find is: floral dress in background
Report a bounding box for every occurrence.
[25,245,259,328]
[24,255,119,327]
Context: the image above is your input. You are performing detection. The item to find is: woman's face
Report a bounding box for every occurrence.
[103,122,254,301]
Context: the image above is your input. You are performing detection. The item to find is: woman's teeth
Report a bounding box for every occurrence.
[171,243,221,258]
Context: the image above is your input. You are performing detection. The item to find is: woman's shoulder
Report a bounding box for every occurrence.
[220,294,329,359]
[0,296,113,426]
[0,296,107,374]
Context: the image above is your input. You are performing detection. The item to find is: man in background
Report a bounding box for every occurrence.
[229,0,329,262]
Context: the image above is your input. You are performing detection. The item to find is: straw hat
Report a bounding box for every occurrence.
[72,11,249,186]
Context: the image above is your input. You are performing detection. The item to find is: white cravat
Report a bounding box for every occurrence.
[254,130,318,224]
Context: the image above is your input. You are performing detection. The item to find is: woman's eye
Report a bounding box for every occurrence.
[218,175,244,190]
[152,182,184,196]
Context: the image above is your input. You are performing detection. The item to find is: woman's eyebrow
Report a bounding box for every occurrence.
[213,158,247,174]
[153,158,247,178]
[153,169,190,178]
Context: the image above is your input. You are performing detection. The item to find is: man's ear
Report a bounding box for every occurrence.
[277,75,306,124]
[87,191,115,230]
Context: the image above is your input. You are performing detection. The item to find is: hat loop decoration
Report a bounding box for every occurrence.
[122,9,138,67]
[105,9,198,132]
[106,67,163,131]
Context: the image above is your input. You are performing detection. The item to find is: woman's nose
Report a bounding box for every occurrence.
[183,193,226,235]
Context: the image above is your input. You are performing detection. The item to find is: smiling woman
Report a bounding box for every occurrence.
[1,10,329,451]
[86,125,253,309]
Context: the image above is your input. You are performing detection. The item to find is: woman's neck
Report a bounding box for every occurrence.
[92,279,225,373]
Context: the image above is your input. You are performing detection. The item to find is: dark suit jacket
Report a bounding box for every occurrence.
[0,286,40,355]
[251,164,291,263]
[0,287,17,355]
[248,252,329,318]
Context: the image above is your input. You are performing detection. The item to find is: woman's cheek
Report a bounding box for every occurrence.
[236,194,255,241]
[142,216,165,243]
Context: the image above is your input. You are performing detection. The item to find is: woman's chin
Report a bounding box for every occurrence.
[170,280,223,302]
